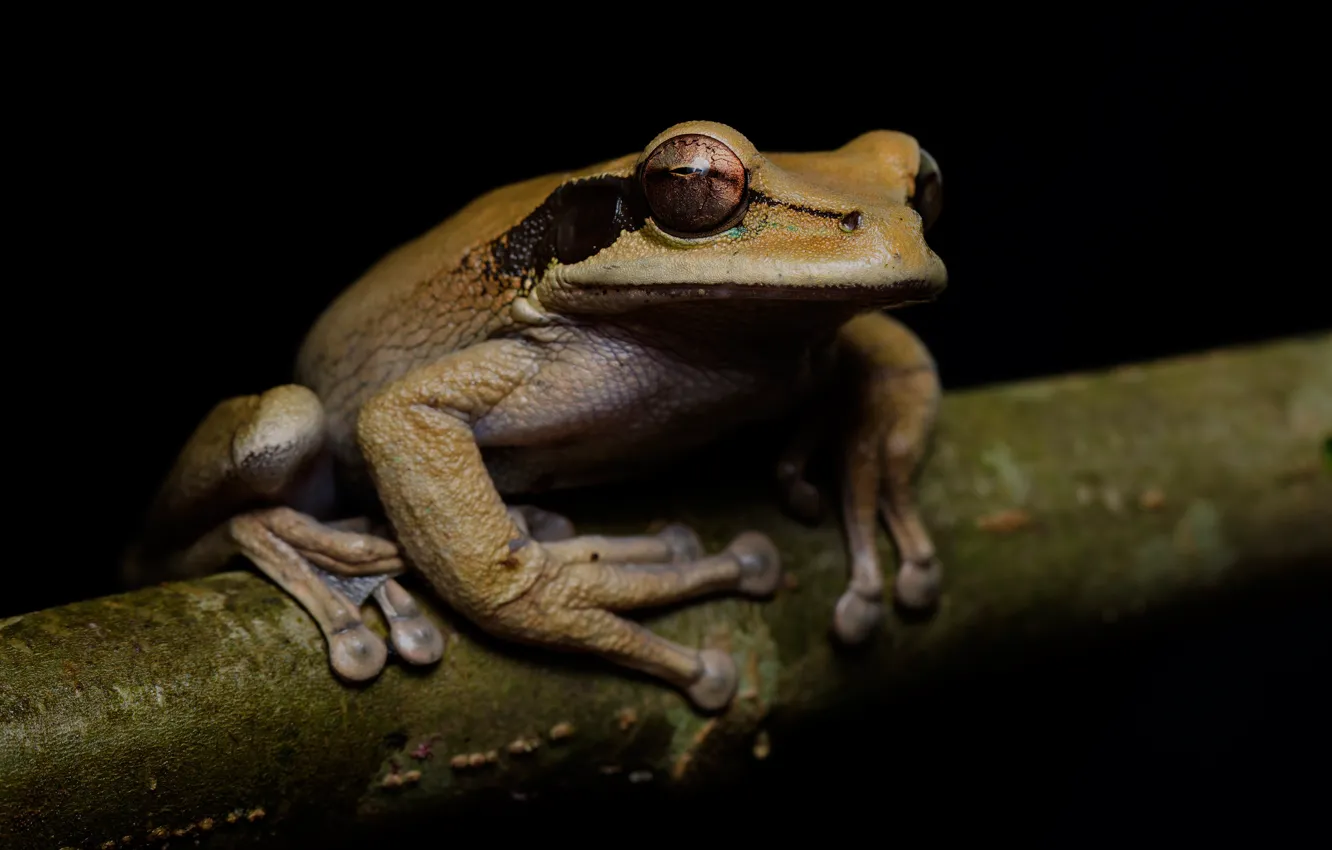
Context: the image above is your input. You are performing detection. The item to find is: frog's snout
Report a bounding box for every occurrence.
[856,205,948,299]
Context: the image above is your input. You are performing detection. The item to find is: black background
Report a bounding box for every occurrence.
[10,4,1327,841]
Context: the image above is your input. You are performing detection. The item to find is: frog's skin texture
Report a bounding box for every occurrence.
[125,121,947,712]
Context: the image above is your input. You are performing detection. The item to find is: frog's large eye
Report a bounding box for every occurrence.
[912,147,943,232]
[639,134,749,237]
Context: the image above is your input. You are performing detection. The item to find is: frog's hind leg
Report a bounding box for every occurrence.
[174,505,442,680]
[130,384,443,678]
[831,311,943,644]
[509,527,781,710]
[124,384,333,585]
[182,510,392,680]
[241,508,445,670]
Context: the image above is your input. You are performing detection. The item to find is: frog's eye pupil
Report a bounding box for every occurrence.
[640,134,748,237]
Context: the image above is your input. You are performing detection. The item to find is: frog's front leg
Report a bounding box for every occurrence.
[791,311,942,644]
[356,339,782,712]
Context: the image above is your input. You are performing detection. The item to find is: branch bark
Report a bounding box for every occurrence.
[3,334,1330,849]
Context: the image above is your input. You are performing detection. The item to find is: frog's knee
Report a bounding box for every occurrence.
[233,385,326,495]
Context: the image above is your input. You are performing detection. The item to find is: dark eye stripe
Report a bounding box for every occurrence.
[490,176,648,280]
[486,179,876,287]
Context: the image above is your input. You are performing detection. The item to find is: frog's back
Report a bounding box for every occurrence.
[296,148,645,469]
[294,171,564,471]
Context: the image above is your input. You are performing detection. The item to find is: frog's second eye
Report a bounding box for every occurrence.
[912,147,943,232]
[639,134,748,237]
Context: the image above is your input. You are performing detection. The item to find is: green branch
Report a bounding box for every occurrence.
[3,334,1329,849]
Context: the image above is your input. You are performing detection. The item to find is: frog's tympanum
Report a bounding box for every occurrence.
[126,122,948,712]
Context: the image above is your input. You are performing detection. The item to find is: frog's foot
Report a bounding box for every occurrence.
[831,312,944,644]
[834,586,884,645]
[499,526,780,712]
[274,511,446,668]
[305,567,445,668]
[197,507,443,680]
[892,552,943,611]
[372,578,447,665]
[221,509,391,682]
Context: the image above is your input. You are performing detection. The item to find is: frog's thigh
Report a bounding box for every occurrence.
[833,311,942,643]
[150,385,327,526]
[128,385,332,587]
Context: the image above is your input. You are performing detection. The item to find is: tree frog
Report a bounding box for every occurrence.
[126,121,947,712]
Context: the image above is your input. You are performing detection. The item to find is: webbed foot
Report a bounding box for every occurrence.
[826,312,945,643]
[490,518,780,713]
[210,508,444,682]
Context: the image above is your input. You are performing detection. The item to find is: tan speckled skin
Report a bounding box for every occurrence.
[132,122,948,711]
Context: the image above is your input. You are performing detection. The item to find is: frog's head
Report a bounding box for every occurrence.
[517,120,946,315]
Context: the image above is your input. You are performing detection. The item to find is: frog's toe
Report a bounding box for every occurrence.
[656,523,704,562]
[329,624,389,682]
[833,589,884,644]
[894,557,943,611]
[388,616,445,665]
[372,579,445,666]
[729,531,782,596]
[686,648,738,712]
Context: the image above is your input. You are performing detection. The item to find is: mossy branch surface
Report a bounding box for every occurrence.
[3,334,1330,849]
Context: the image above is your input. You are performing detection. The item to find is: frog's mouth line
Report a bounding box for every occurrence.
[575,278,945,306]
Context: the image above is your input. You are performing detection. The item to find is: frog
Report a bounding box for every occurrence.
[123,120,947,712]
